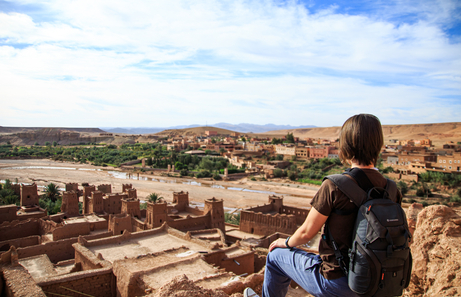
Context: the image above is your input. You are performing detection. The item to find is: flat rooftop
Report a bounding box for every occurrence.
[64,214,106,224]
[88,233,210,263]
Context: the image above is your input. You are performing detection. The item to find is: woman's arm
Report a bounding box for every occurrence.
[269,207,328,252]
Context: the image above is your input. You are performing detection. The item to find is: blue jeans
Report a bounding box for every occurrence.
[262,248,358,297]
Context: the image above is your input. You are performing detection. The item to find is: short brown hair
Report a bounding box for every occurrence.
[338,114,383,166]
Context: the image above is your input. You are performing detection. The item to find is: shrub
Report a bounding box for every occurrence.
[421,201,429,207]
[180,169,188,176]
[273,169,284,178]
[213,173,222,180]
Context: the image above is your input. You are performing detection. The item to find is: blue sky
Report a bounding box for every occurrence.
[0,0,460,128]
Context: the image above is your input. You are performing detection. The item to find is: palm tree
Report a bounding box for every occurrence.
[45,183,60,202]
[147,193,163,204]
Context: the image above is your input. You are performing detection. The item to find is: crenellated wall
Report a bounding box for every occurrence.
[239,211,297,236]
[281,205,309,225]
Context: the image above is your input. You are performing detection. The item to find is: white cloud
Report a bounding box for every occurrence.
[0,0,460,127]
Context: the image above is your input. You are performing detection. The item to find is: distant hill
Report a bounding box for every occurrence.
[102,123,316,134]
[264,122,461,146]
[155,126,237,136]
[0,126,104,133]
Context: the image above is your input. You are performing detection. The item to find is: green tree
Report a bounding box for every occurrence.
[285,132,295,143]
[44,183,61,202]
[45,141,50,146]
[397,181,408,196]
[147,193,163,204]
[53,141,58,147]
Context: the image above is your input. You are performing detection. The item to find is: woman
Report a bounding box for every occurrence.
[244,114,402,297]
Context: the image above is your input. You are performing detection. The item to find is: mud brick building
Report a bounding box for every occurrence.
[239,195,309,236]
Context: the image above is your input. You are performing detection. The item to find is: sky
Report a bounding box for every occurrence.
[0,0,460,128]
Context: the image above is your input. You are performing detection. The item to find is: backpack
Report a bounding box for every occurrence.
[323,168,412,297]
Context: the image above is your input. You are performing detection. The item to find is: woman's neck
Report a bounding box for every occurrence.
[350,161,375,169]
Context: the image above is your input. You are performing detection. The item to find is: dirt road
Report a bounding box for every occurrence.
[0,159,319,210]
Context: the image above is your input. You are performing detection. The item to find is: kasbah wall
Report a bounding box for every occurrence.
[239,195,308,236]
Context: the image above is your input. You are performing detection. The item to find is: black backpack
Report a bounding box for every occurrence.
[323,168,412,297]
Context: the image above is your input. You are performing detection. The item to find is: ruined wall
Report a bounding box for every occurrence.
[126,188,137,199]
[38,268,114,297]
[52,222,91,241]
[184,206,204,216]
[108,214,132,235]
[0,219,41,241]
[73,242,108,270]
[0,204,17,224]
[132,217,147,232]
[281,206,309,225]
[2,264,47,297]
[0,236,40,252]
[167,216,210,232]
[16,231,112,264]
[245,204,273,213]
[17,238,78,263]
[221,252,255,276]
[203,249,255,276]
[239,211,297,236]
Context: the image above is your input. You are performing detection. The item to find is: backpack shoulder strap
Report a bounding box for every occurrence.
[323,174,368,208]
[384,178,398,201]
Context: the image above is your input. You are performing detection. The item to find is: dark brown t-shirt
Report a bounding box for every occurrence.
[310,169,402,280]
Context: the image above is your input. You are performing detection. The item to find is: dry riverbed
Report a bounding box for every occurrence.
[0,159,319,210]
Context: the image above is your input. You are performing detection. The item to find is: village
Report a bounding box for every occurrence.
[0,126,461,296]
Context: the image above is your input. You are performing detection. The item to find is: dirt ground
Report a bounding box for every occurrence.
[0,159,318,210]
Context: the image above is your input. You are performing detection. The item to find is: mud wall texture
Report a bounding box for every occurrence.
[240,211,297,236]
[167,215,210,232]
[17,238,78,263]
[0,236,40,253]
[2,264,47,297]
[245,204,273,213]
[38,268,114,297]
[280,206,309,225]
[52,223,91,241]
[0,205,18,224]
[0,219,41,241]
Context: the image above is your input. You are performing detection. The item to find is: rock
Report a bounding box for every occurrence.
[404,205,461,296]
[151,275,229,297]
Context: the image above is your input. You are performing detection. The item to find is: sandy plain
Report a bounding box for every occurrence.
[0,159,317,210]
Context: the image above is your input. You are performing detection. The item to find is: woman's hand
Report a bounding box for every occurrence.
[269,238,287,252]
